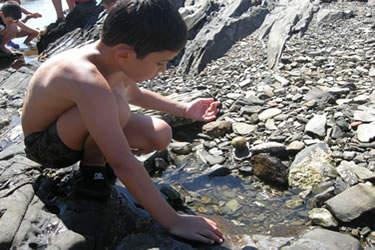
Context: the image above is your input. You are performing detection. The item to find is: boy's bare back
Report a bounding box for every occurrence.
[22,42,130,140]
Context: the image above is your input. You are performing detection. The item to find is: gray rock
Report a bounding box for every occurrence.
[357,123,375,143]
[232,122,256,135]
[353,110,375,123]
[325,183,375,222]
[258,108,282,121]
[179,1,268,74]
[251,142,286,154]
[305,114,327,138]
[202,120,233,138]
[289,143,336,189]
[0,184,34,250]
[284,228,361,250]
[308,208,338,228]
[317,9,354,23]
[337,161,359,186]
[46,230,88,250]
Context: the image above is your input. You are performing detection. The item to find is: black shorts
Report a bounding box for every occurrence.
[24,123,83,169]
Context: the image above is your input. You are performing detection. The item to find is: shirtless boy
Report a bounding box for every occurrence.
[22,0,223,245]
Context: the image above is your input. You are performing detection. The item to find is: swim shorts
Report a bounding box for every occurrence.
[24,123,83,169]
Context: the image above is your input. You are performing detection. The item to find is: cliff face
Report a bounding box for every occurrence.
[36,0,320,74]
[0,0,375,249]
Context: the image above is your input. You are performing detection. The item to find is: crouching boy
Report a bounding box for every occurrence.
[21,0,223,245]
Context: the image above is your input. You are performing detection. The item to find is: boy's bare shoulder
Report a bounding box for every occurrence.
[39,50,101,85]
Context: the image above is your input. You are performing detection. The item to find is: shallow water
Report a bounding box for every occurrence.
[150,154,311,237]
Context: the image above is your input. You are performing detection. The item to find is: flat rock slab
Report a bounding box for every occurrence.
[284,228,362,250]
[325,183,375,222]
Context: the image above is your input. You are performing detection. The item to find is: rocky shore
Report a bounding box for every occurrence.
[0,0,375,249]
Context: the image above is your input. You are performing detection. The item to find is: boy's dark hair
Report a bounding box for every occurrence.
[1,1,22,20]
[101,0,187,59]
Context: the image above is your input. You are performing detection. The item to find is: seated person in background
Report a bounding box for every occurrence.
[0,1,39,50]
[0,1,22,53]
[5,0,42,23]
[22,0,224,245]
[52,0,89,22]
[14,17,40,45]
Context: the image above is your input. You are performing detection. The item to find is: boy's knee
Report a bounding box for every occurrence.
[153,122,172,151]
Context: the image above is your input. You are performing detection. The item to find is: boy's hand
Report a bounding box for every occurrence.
[185,98,220,122]
[169,214,224,244]
[29,12,42,18]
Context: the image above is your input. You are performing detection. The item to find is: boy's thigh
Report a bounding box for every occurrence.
[24,123,83,169]
[124,113,171,148]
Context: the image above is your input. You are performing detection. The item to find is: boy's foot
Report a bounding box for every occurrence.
[71,165,112,200]
[7,41,20,49]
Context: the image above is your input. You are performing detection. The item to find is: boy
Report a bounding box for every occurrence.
[0,1,21,53]
[22,0,224,245]
[0,1,39,53]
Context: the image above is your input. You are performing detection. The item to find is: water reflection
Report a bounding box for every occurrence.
[148,153,311,236]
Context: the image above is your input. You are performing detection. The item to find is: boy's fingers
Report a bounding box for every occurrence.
[190,233,215,245]
[200,229,223,242]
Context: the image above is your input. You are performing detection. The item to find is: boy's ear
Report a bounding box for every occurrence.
[114,44,136,64]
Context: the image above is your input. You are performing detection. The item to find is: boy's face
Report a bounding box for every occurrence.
[121,50,180,83]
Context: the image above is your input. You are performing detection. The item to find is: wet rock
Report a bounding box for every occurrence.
[169,141,193,155]
[160,184,185,209]
[203,164,230,177]
[232,136,251,161]
[250,153,288,187]
[308,208,338,228]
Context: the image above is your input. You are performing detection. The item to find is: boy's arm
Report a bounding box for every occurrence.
[20,7,42,23]
[114,153,223,244]
[128,85,220,121]
[74,81,223,244]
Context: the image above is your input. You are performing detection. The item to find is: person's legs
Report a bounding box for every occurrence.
[52,0,64,20]
[15,25,39,45]
[0,24,18,53]
[56,105,106,166]
[66,0,75,12]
